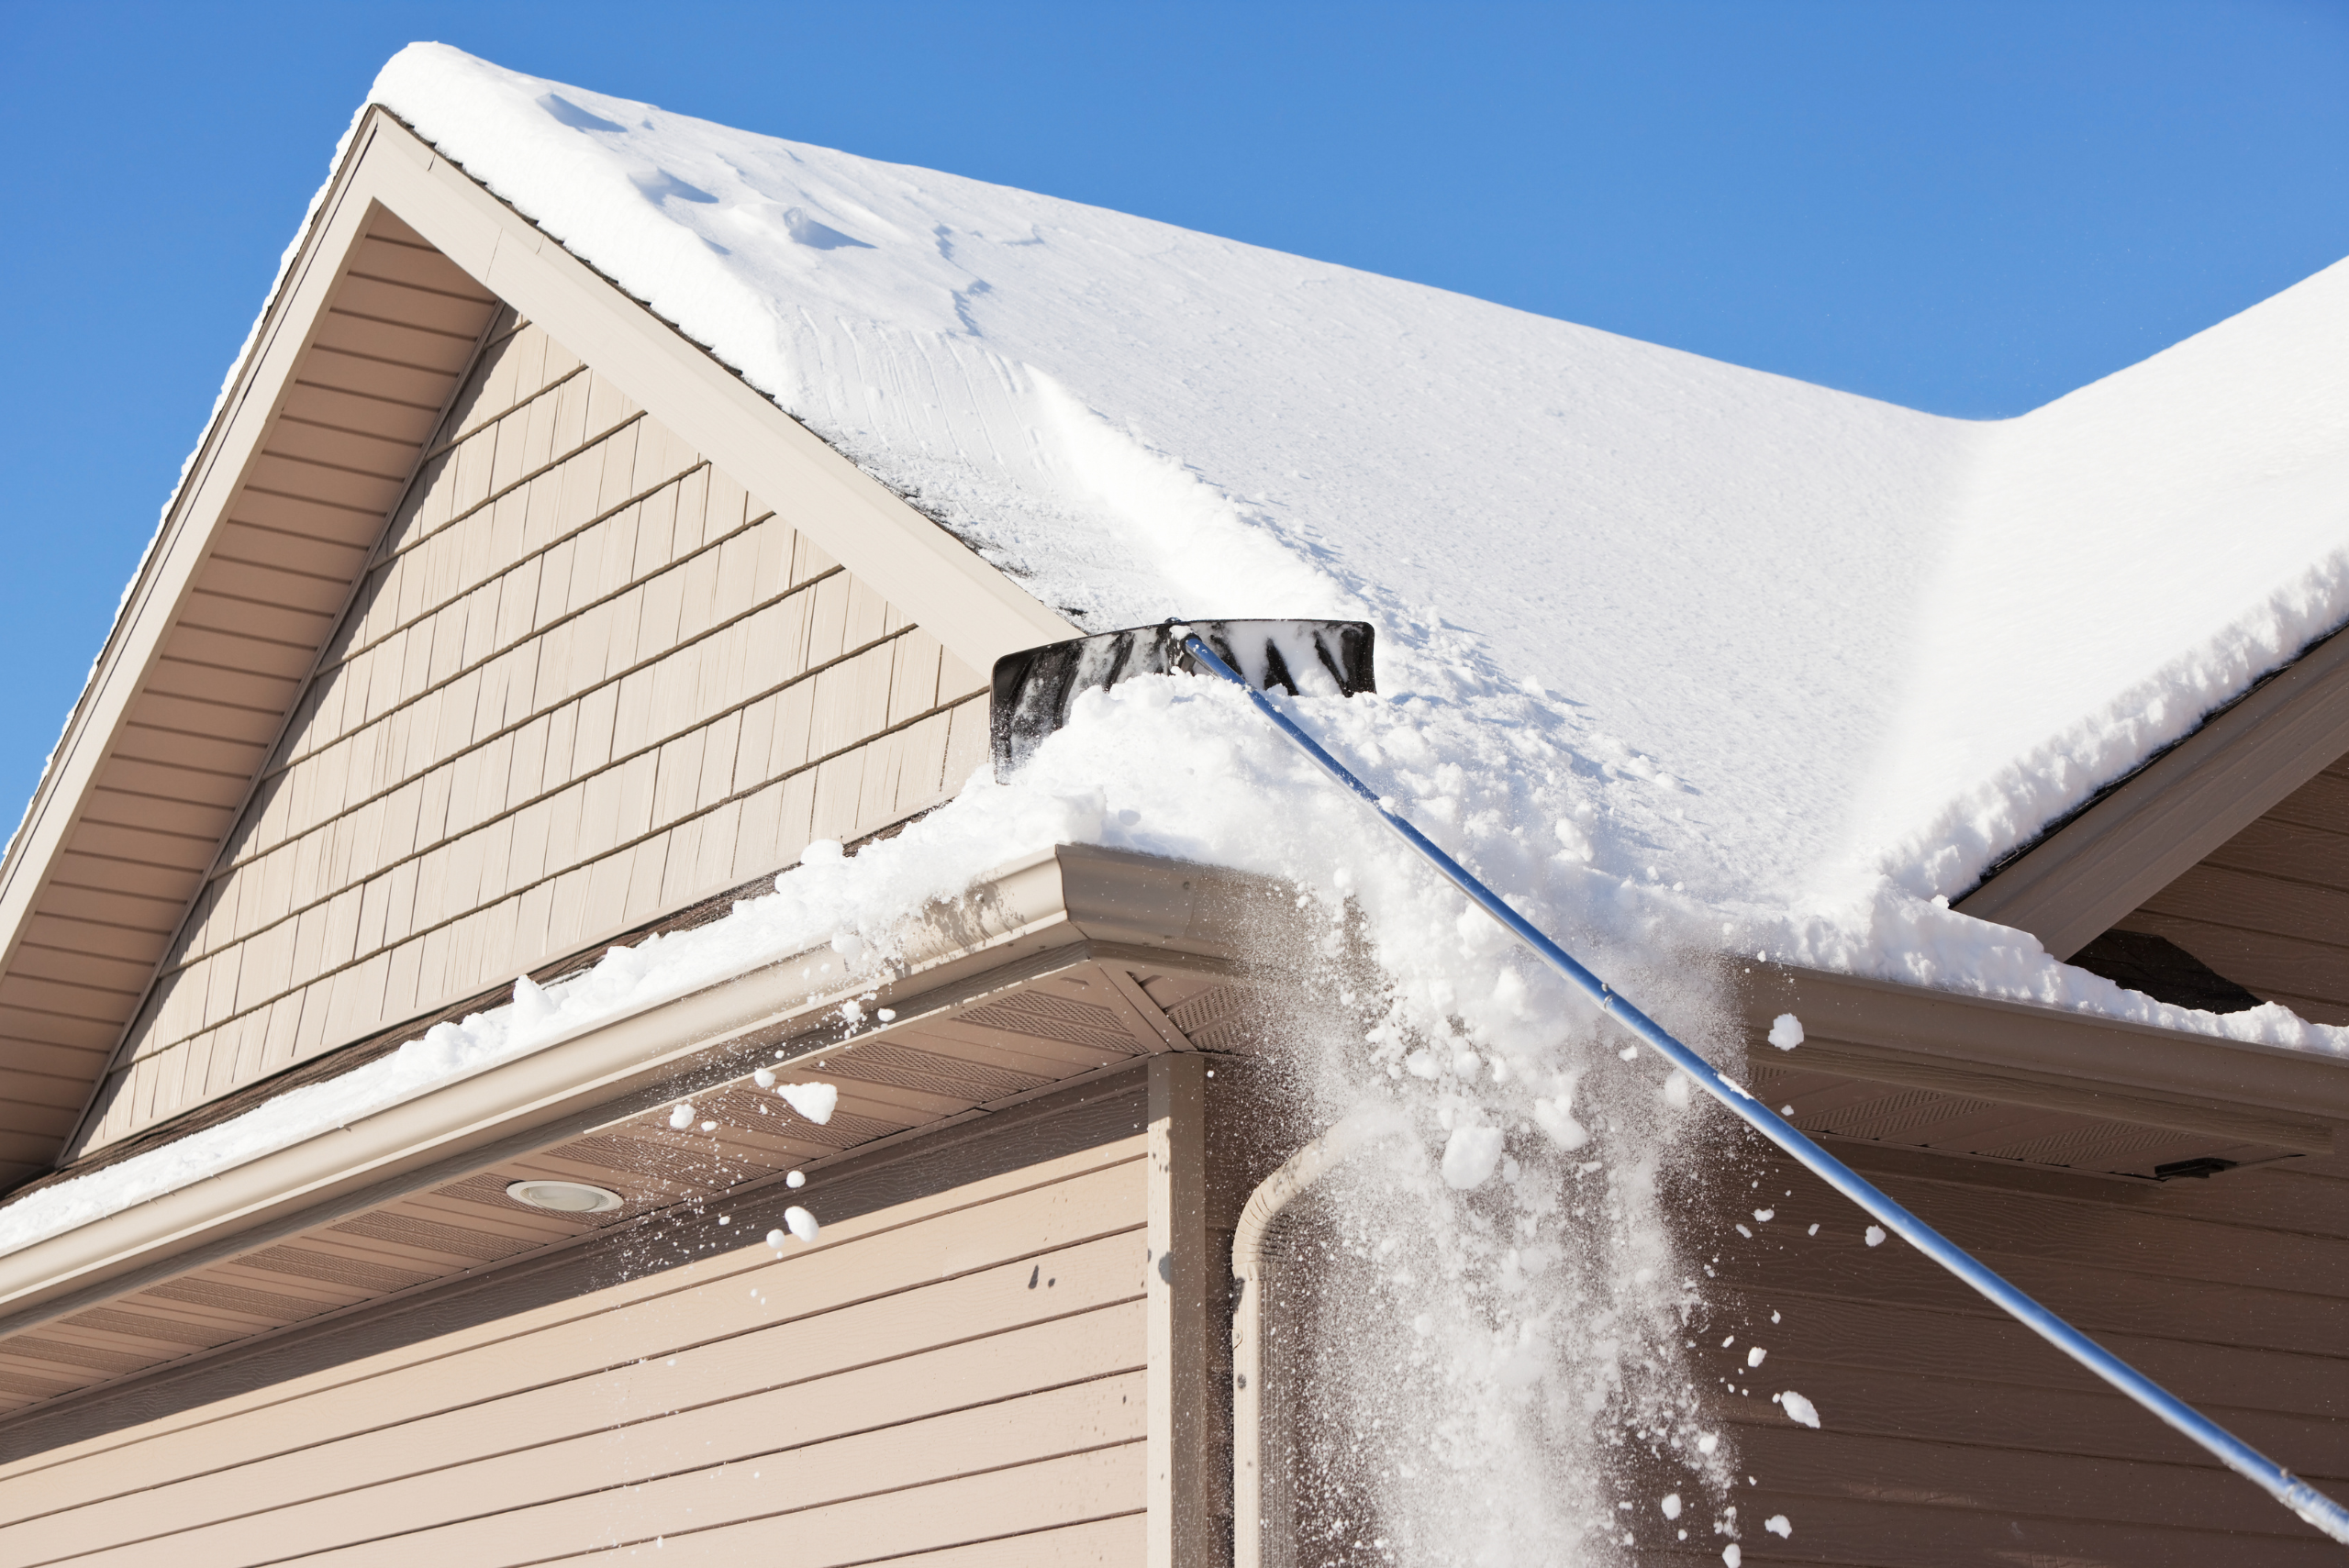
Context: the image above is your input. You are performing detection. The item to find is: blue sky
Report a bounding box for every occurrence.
[2,1,2346,818]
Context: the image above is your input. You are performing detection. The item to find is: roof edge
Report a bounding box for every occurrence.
[1745,964,2349,1146]
[1953,617,2349,958]
[0,843,1261,1335]
[0,110,401,963]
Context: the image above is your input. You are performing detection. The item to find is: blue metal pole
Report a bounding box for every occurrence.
[1178,629,2349,1545]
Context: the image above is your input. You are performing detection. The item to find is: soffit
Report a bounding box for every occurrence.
[0,845,1285,1420]
[0,170,502,1190]
[0,107,1076,1190]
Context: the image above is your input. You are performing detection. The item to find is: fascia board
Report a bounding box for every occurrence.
[1956,624,2349,959]
[1746,964,2349,1151]
[0,844,1252,1327]
[0,118,405,1021]
[356,110,1077,676]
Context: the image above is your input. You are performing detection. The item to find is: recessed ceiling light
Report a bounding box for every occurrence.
[506,1179,624,1214]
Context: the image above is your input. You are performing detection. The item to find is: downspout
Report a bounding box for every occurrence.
[1231,1106,1400,1568]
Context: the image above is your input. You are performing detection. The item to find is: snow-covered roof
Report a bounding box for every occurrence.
[6,60,2348,1535]
[12,39,2349,1263]
[373,45,2349,926]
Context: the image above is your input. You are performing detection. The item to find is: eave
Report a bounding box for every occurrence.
[0,844,1275,1418]
[1746,964,2349,1180]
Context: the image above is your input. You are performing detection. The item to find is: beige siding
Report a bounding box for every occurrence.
[0,1136,1147,1566]
[1709,1142,2349,1565]
[2119,754,2349,1025]
[78,317,990,1152]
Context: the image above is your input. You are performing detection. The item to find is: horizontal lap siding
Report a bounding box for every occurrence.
[0,1139,1149,1567]
[2121,759,2349,1025]
[79,317,989,1153]
[1707,1145,2349,1564]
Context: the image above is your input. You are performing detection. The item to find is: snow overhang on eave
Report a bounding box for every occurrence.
[1746,965,2349,1180]
[0,845,1282,1412]
[1956,618,2349,962]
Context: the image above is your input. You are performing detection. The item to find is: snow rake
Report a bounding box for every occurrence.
[990,617,2349,1547]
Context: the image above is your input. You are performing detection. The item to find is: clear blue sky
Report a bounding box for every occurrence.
[3,1,2346,819]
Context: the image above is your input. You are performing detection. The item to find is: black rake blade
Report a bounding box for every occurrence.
[989,618,1375,780]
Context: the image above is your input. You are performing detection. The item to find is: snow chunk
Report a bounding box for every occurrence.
[1767,1013,1804,1050]
[779,1082,840,1124]
[1660,1493,1681,1519]
[1441,1126,1506,1190]
[1765,1515,1793,1539]
[784,1205,821,1243]
[1776,1389,1820,1428]
[667,1104,695,1130]
[1865,1225,1887,1247]
[1531,1094,1588,1151]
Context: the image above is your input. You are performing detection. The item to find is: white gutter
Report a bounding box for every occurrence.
[0,845,1257,1332]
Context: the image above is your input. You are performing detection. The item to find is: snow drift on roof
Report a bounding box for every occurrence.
[372,44,2349,917]
[12,49,2349,1554]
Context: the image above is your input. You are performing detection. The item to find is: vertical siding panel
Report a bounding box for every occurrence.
[541,866,591,954]
[510,881,552,970]
[810,753,866,846]
[843,577,891,651]
[262,990,305,1072]
[696,712,742,814]
[691,800,742,895]
[889,632,944,726]
[671,465,712,556]
[638,564,688,673]
[633,481,678,578]
[731,781,785,884]
[660,817,706,907]
[541,784,585,882]
[803,574,852,668]
[413,928,451,1014]
[674,538,723,647]
[517,378,558,475]
[892,711,953,818]
[625,834,673,924]
[941,698,991,793]
[570,685,619,779]
[380,938,424,1023]
[793,530,838,588]
[581,851,634,940]
[613,751,659,846]
[857,730,909,837]
[704,467,748,550]
[652,730,707,830]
